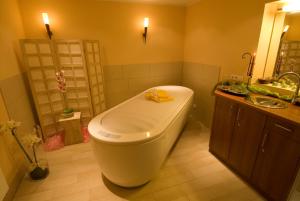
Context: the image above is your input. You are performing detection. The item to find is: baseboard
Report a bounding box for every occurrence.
[3,166,25,201]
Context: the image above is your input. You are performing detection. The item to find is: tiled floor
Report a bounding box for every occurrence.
[13,120,265,201]
[290,190,300,201]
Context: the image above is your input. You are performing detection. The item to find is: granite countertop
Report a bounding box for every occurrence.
[215,90,300,126]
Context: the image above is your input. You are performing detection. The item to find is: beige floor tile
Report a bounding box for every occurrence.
[290,190,300,201]
[179,171,225,196]
[152,186,187,201]
[13,190,52,201]
[36,174,77,191]
[14,177,45,197]
[143,175,181,193]
[76,170,104,187]
[129,193,156,201]
[171,197,190,201]
[211,188,265,201]
[73,159,100,173]
[50,172,103,200]
[46,149,74,160]
[51,189,90,201]
[89,185,112,200]
[89,184,129,201]
[71,150,95,161]
[189,162,227,178]
[46,162,80,178]
[187,187,218,201]
[12,120,265,201]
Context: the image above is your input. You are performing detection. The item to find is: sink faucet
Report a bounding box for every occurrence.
[277,72,300,103]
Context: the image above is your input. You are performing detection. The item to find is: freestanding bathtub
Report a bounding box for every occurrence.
[88,85,194,187]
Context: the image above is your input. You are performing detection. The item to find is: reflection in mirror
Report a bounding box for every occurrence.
[251,1,300,103]
[275,13,300,76]
[254,0,300,83]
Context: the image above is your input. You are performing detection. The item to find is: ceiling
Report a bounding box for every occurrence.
[98,0,201,6]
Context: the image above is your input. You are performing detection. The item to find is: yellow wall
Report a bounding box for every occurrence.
[17,0,266,127]
[0,91,25,191]
[0,0,277,198]
[182,0,265,126]
[0,0,36,200]
[18,0,185,65]
[0,0,25,179]
[0,0,25,79]
[286,13,300,41]
[184,0,265,78]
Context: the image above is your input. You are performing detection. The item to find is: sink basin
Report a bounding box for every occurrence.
[247,96,288,109]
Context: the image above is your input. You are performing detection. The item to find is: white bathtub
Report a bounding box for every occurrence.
[88,86,194,187]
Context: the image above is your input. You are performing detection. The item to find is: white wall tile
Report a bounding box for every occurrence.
[103,65,123,81]
[150,62,182,77]
[182,62,220,128]
[105,92,130,108]
[105,80,128,93]
[104,62,183,109]
[123,64,150,79]
[128,78,153,94]
[152,76,179,86]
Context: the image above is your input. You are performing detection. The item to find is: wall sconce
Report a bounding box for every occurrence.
[42,13,53,40]
[143,17,149,43]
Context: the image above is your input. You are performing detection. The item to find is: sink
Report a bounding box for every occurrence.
[247,96,288,109]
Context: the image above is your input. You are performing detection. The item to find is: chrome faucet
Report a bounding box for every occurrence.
[277,72,300,103]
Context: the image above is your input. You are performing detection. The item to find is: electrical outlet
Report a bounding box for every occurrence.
[229,74,244,81]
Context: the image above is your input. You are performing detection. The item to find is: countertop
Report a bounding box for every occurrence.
[215,90,300,126]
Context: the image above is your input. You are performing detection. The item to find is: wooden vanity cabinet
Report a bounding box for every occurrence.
[210,94,300,201]
[228,104,266,179]
[209,96,238,161]
[210,96,266,178]
[252,118,300,201]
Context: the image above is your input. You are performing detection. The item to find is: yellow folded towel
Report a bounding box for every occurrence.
[145,89,173,103]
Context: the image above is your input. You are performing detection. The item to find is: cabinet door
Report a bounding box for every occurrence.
[252,118,300,201]
[228,105,266,179]
[209,96,238,161]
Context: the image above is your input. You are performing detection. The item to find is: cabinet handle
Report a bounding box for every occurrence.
[236,108,241,127]
[261,132,269,153]
[274,123,293,133]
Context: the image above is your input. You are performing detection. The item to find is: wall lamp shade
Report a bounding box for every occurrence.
[283,25,290,33]
[143,17,149,43]
[42,13,53,39]
[281,0,300,13]
[144,18,149,28]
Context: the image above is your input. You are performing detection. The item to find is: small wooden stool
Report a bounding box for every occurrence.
[58,112,83,145]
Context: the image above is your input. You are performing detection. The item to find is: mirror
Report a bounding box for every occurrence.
[262,3,300,79]
[274,13,300,75]
[253,1,300,83]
